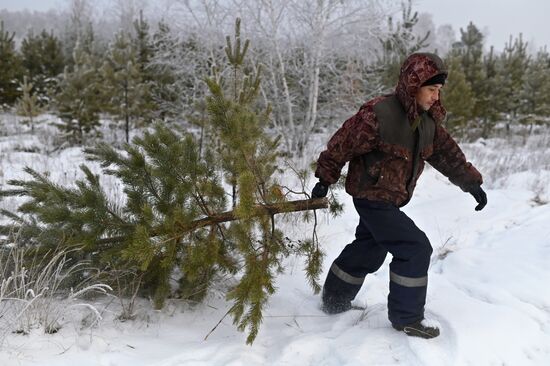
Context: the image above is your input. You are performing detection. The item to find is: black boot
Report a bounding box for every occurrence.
[321,287,352,314]
[320,262,364,315]
[392,320,440,339]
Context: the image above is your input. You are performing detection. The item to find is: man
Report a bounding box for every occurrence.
[311,53,487,339]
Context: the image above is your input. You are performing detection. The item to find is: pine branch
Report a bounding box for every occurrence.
[96,197,328,245]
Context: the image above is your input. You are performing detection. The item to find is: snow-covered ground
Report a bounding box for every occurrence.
[1,118,550,365]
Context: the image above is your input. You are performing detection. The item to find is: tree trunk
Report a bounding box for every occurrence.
[125,115,130,143]
[97,197,329,245]
[125,85,130,143]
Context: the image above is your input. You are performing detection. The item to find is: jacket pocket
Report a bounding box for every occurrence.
[360,150,384,185]
[375,155,408,192]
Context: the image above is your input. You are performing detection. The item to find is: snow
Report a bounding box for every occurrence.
[1,121,550,365]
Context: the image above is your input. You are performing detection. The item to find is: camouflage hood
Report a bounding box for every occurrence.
[395,52,448,124]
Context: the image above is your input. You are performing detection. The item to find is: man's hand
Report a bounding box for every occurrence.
[469,185,487,211]
[311,181,329,198]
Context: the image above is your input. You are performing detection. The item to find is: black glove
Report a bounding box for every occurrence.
[311,181,329,198]
[469,185,487,211]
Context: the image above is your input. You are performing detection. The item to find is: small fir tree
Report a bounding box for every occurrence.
[499,34,530,119]
[21,31,42,82]
[132,10,154,80]
[54,40,101,144]
[20,29,65,106]
[16,76,43,133]
[520,47,550,123]
[149,20,180,120]
[456,22,485,88]
[130,10,156,117]
[377,0,430,89]
[40,30,65,79]
[454,22,499,136]
[441,55,473,135]
[0,20,23,107]
[472,46,500,137]
[101,31,152,143]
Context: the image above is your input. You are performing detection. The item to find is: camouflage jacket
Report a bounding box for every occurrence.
[315,53,483,207]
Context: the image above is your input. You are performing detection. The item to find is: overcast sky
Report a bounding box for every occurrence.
[0,0,64,12]
[414,0,550,51]
[1,0,549,52]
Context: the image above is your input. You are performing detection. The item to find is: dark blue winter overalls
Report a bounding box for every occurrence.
[323,198,433,326]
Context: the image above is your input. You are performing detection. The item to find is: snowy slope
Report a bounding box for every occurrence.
[2,164,550,366]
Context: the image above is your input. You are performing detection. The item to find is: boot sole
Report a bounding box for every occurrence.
[392,324,440,339]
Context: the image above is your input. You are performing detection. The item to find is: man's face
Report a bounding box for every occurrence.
[415,84,443,111]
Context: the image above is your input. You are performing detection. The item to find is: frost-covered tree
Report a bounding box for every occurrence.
[112,0,148,34]
[61,0,95,67]
[414,14,456,56]
[435,24,457,56]
[238,0,388,156]
[148,0,227,123]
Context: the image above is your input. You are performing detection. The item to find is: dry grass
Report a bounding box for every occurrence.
[0,243,111,347]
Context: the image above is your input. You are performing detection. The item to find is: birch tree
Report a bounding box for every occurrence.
[111,0,149,33]
[62,0,95,66]
[238,0,388,156]
[148,0,231,121]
